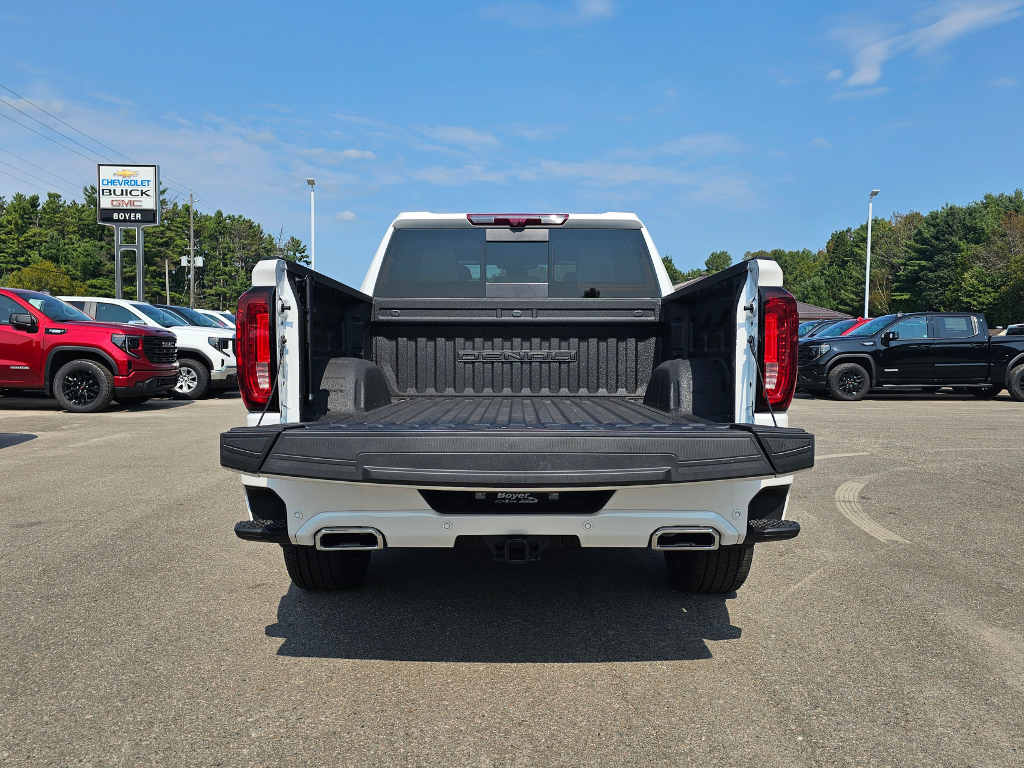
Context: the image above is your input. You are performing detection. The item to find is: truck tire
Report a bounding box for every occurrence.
[52,359,114,413]
[282,544,370,591]
[664,545,753,594]
[1008,364,1024,402]
[114,395,152,406]
[173,358,210,400]
[827,362,870,401]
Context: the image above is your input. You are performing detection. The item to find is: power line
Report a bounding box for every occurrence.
[0,159,78,196]
[0,166,53,195]
[0,147,83,189]
[0,109,97,161]
[0,80,135,162]
[0,96,107,160]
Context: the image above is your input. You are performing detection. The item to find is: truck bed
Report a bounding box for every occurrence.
[221,395,813,488]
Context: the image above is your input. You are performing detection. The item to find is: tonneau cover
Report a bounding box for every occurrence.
[221,398,814,488]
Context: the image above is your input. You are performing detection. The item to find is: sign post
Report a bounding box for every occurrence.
[97,165,160,300]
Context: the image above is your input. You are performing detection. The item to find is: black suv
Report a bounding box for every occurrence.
[798,312,1024,401]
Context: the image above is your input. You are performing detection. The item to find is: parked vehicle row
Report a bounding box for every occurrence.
[61,297,237,400]
[797,311,1024,401]
[0,287,239,412]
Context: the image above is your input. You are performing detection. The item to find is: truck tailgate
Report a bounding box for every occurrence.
[221,397,813,487]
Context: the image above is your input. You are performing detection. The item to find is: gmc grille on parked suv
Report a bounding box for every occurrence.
[144,337,178,364]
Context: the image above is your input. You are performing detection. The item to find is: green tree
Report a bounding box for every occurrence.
[705,250,732,274]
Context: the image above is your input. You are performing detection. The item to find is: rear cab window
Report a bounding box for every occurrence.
[374,228,660,298]
[934,315,978,338]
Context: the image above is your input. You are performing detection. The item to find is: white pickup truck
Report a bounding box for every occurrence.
[222,212,814,593]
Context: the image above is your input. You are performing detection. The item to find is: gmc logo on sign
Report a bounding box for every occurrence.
[457,350,577,362]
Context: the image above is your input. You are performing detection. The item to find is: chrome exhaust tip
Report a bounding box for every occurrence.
[315,527,385,551]
[651,526,720,551]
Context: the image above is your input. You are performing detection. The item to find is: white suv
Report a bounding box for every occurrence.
[61,297,237,399]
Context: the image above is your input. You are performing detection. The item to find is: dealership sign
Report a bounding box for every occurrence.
[96,164,160,225]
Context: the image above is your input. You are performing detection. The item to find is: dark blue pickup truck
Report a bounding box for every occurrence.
[797,312,1024,401]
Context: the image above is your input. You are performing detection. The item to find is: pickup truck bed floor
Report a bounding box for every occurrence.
[321,396,713,431]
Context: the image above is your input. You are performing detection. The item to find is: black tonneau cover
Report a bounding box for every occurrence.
[220,397,813,488]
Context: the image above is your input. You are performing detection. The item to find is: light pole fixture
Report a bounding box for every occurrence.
[306,178,315,272]
[864,189,880,318]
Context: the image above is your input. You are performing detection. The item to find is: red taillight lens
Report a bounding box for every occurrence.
[467,213,568,226]
[237,286,276,411]
[758,287,798,411]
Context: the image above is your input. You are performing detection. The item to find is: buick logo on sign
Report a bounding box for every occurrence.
[457,350,577,362]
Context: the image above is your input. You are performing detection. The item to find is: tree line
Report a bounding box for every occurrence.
[663,189,1024,327]
[0,186,308,310]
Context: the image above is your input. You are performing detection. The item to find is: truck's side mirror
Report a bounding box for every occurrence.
[880,330,898,345]
[9,312,37,330]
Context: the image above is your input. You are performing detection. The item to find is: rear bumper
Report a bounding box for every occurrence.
[221,422,814,488]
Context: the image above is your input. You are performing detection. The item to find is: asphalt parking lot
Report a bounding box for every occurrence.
[1,390,1022,767]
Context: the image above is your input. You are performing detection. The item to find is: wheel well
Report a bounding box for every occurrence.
[45,348,117,395]
[826,355,876,385]
[1005,353,1024,387]
[175,351,211,370]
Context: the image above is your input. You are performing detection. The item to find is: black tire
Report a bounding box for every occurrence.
[973,385,1003,398]
[172,358,210,400]
[282,544,370,591]
[664,545,754,594]
[1008,364,1024,402]
[52,359,114,413]
[113,395,152,406]
[827,362,871,401]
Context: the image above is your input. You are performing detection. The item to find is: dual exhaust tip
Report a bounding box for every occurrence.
[313,525,720,552]
[315,527,385,551]
[650,526,720,551]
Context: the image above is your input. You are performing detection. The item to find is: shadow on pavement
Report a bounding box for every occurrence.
[266,546,741,663]
[0,433,37,449]
[0,395,192,412]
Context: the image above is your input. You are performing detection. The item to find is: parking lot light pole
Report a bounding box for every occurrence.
[306,178,315,272]
[864,189,880,318]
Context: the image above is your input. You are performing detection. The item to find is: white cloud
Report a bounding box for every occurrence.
[334,210,357,222]
[87,91,133,106]
[811,138,833,150]
[413,125,501,150]
[659,132,744,157]
[825,68,844,81]
[991,77,1018,86]
[511,123,567,141]
[481,0,614,27]
[299,147,377,163]
[835,2,1022,87]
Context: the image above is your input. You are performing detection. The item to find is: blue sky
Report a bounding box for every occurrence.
[1,1,1022,286]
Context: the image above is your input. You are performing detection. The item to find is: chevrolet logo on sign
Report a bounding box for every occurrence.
[114,168,140,178]
[457,350,577,362]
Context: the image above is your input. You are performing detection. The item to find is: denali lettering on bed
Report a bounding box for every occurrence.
[223,212,814,593]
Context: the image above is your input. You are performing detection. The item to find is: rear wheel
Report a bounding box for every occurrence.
[52,359,114,413]
[113,395,152,406]
[828,362,871,401]
[664,545,754,594]
[973,385,1002,398]
[173,358,210,400]
[1008,364,1024,402]
[282,544,370,591]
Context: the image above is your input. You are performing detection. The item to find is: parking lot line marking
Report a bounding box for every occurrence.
[816,452,871,460]
[834,480,909,544]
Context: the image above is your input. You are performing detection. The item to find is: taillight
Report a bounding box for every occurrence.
[467,213,568,226]
[758,287,798,411]
[237,286,276,411]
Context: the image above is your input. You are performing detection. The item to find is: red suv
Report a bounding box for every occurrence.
[0,288,179,413]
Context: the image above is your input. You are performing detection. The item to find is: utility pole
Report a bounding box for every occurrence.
[306,178,315,271]
[864,189,880,318]
[189,190,196,308]
[165,258,170,304]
